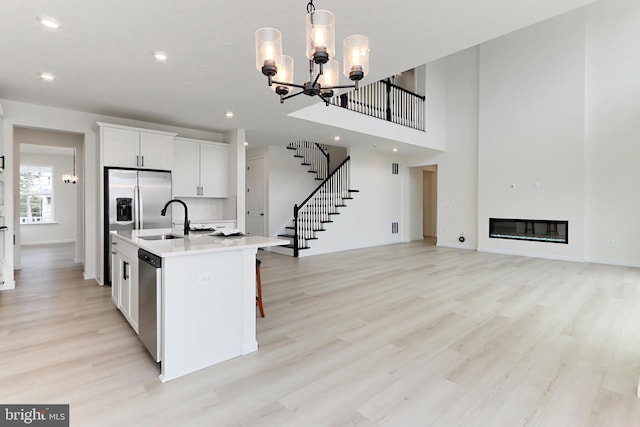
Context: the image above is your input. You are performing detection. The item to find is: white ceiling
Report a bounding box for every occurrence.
[0,0,594,153]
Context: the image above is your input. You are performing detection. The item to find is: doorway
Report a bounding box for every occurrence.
[423,165,437,245]
[13,127,84,280]
[246,157,265,236]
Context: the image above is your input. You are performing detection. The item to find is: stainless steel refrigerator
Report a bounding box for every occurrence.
[104,168,172,284]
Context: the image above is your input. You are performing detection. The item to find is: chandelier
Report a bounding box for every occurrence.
[62,148,78,184]
[255,0,370,104]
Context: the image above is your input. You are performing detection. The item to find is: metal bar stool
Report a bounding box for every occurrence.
[256,259,264,317]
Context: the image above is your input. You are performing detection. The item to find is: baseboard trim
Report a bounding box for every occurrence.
[0,280,16,291]
[477,247,584,263]
[583,257,640,268]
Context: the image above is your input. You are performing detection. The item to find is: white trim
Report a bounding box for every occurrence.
[96,122,177,136]
[0,280,15,290]
[477,246,584,263]
[583,258,640,268]
[21,239,75,246]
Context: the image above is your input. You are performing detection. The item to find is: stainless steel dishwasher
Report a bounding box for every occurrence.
[138,249,162,362]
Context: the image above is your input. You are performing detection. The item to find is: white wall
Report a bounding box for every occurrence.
[584,0,640,266]
[305,147,402,256]
[19,151,77,245]
[266,146,319,237]
[408,47,480,250]
[476,10,586,261]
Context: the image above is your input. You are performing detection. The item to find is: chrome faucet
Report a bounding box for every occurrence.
[161,199,190,236]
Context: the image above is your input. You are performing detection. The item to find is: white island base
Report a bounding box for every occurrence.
[160,247,260,382]
[113,230,287,382]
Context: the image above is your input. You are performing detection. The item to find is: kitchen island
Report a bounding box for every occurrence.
[112,229,287,382]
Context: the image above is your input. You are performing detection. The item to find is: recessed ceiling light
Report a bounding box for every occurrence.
[225,111,234,118]
[334,136,341,141]
[393,148,398,152]
[40,17,60,29]
[153,51,168,62]
[40,72,55,82]
[244,141,249,146]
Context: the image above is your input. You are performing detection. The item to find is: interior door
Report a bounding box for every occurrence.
[246,158,265,236]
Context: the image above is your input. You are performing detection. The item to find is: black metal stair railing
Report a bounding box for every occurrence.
[293,156,354,256]
[286,141,330,180]
[329,78,426,131]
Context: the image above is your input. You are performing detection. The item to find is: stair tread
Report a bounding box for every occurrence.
[294,155,304,158]
[278,234,295,238]
[348,189,359,192]
[286,146,297,150]
[301,163,311,166]
[284,244,309,250]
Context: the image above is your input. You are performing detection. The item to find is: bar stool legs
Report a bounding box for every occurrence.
[256,259,264,317]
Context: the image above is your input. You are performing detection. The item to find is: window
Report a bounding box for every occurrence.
[20,165,54,224]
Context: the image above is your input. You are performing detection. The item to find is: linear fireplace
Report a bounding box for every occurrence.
[489,218,568,244]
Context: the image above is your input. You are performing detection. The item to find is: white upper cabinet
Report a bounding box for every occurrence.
[100,123,176,170]
[200,143,228,197]
[173,138,200,197]
[173,137,229,198]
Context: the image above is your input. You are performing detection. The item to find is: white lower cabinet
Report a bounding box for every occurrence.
[111,235,139,334]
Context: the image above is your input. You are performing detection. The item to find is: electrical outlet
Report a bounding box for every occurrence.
[198,273,214,284]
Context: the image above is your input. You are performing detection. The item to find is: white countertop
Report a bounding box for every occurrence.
[114,228,288,257]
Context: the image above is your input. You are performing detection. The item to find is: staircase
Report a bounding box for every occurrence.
[286,141,330,181]
[277,156,358,256]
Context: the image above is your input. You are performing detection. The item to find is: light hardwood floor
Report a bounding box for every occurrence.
[2,241,640,426]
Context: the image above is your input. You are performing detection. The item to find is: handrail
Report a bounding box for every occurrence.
[296,156,350,210]
[293,156,351,257]
[385,79,426,100]
[332,78,426,131]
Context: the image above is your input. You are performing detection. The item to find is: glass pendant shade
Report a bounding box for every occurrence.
[272,55,294,90]
[343,35,369,80]
[306,10,335,63]
[319,59,340,94]
[255,27,283,75]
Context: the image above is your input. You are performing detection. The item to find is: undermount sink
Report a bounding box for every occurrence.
[138,234,183,241]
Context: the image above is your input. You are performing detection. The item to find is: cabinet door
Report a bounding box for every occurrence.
[119,254,132,318]
[111,252,121,306]
[173,139,200,197]
[140,132,173,170]
[128,259,139,334]
[200,143,229,197]
[103,127,140,168]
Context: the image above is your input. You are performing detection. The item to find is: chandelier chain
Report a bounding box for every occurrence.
[306,0,315,14]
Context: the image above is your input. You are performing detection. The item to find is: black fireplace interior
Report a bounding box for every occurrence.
[489,218,568,244]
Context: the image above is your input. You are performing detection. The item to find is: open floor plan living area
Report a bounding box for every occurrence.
[1,0,640,425]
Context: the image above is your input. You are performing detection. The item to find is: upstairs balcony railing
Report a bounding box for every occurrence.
[329,78,426,131]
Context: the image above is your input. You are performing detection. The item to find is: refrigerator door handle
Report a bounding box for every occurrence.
[133,185,139,229]
[138,185,144,229]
